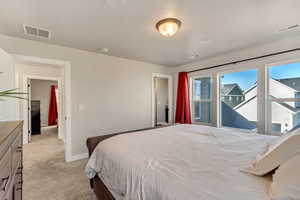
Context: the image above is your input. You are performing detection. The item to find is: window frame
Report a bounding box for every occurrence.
[190,75,213,126]
[186,54,300,135]
[218,67,259,131]
[266,59,300,135]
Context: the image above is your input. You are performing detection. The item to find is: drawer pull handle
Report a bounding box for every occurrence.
[0,176,9,191]
[17,149,23,153]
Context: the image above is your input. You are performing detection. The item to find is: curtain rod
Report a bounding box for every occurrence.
[187,47,300,74]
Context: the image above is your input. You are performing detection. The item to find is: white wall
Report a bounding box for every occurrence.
[155,78,168,123]
[0,49,18,121]
[272,103,294,133]
[270,79,295,107]
[244,87,256,101]
[0,34,171,158]
[236,97,258,122]
[31,79,58,127]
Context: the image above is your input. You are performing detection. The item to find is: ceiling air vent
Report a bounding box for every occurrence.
[23,24,51,39]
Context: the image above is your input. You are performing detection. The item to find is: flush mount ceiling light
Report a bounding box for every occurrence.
[156,18,181,37]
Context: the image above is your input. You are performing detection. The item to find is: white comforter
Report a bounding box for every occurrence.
[85,124,277,200]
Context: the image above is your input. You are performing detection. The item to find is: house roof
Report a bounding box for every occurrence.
[221,84,243,96]
[234,94,300,114]
[234,95,256,110]
[243,83,257,95]
[277,78,300,92]
[237,78,298,97]
[277,101,299,113]
[271,95,299,113]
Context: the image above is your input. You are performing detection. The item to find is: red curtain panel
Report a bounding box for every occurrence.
[175,72,192,124]
[48,85,58,126]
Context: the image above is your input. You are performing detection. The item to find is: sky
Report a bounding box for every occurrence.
[221,62,300,91]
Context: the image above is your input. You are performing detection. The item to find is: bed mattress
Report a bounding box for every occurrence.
[85,124,277,200]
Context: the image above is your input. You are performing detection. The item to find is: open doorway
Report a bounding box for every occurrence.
[19,70,63,146]
[152,74,173,127]
[28,79,60,141]
[13,55,73,162]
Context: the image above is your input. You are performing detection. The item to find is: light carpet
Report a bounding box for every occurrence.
[23,127,97,200]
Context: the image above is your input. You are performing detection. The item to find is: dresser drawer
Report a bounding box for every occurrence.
[11,134,22,174]
[0,149,12,199]
[0,125,21,159]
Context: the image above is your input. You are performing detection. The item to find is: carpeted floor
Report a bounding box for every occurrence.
[23,127,97,200]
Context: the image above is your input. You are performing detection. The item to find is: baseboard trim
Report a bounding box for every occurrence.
[67,152,88,162]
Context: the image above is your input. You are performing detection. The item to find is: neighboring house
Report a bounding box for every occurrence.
[234,78,300,133]
[221,84,244,107]
[277,78,300,108]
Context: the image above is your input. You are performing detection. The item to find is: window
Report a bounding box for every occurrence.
[188,58,300,135]
[191,77,212,124]
[268,62,300,134]
[220,69,257,130]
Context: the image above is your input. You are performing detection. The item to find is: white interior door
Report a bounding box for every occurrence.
[155,77,169,125]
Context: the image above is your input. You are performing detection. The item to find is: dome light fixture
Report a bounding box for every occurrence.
[156,18,182,37]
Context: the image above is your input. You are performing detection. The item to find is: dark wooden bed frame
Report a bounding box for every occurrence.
[86,126,168,200]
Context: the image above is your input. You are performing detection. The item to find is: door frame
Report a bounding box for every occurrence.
[151,73,173,127]
[24,75,62,142]
[13,55,72,162]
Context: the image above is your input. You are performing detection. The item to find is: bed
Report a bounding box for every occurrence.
[85,124,278,200]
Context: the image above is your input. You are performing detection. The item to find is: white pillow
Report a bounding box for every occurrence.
[270,152,300,200]
[242,128,300,176]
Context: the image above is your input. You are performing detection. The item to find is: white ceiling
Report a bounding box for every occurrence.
[0,0,299,67]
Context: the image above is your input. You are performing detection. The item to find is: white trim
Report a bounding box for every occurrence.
[266,58,300,70]
[68,153,88,162]
[266,58,300,134]
[151,73,173,127]
[13,54,72,162]
[192,99,213,102]
[274,101,297,114]
[269,97,300,102]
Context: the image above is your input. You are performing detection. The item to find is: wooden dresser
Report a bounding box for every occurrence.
[0,121,23,200]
